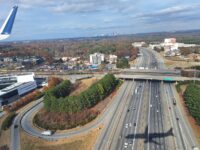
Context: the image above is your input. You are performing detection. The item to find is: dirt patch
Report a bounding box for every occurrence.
[158,52,200,69]
[21,125,102,150]
[177,85,200,144]
[70,77,98,96]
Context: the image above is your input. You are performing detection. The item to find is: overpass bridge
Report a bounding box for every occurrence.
[116,74,200,82]
[122,69,181,76]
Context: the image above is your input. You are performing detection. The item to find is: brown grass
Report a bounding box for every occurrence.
[159,52,200,69]
[0,114,11,148]
[70,77,98,96]
[21,125,102,150]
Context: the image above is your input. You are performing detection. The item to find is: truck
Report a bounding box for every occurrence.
[41,130,53,136]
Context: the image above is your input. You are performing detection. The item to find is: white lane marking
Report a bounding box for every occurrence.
[132,82,145,150]
[178,121,190,149]
[147,81,151,150]
[170,85,196,146]
[165,84,178,150]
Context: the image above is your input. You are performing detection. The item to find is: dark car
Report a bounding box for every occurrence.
[14,124,18,128]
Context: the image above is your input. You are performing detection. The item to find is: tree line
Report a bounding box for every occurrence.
[44,74,119,114]
[3,90,43,112]
[183,84,200,125]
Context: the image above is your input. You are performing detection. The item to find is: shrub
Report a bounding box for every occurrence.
[1,112,16,130]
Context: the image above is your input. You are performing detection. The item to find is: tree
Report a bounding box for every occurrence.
[116,58,130,68]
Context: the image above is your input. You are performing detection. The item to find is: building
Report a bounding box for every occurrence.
[109,55,118,64]
[132,42,146,48]
[89,53,105,65]
[164,38,176,44]
[0,73,37,107]
[160,38,179,56]
[150,38,197,57]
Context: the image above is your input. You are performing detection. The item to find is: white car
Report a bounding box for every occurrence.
[41,130,53,136]
[124,142,128,148]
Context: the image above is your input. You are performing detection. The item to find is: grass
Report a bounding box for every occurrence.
[21,126,102,150]
[0,114,11,149]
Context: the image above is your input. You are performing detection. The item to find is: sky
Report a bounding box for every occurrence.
[0,0,200,41]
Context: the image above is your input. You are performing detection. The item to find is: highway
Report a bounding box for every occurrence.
[10,80,137,150]
[163,83,199,149]
[10,47,199,150]
[95,48,199,150]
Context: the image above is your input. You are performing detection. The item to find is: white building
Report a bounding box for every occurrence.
[0,73,37,107]
[150,38,197,57]
[132,42,146,48]
[109,55,118,64]
[89,53,105,65]
[160,38,179,56]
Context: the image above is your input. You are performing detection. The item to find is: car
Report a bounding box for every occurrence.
[176,117,179,121]
[134,123,136,126]
[14,124,18,128]
[41,130,53,136]
[124,142,128,148]
[127,109,130,112]
[169,107,171,110]
[157,110,159,113]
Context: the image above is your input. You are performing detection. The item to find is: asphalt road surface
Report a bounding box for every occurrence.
[95,48,199,150]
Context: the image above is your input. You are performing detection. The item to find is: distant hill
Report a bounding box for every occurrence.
[0,29,200,45]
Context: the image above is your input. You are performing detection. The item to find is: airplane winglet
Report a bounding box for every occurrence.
[0,5,18,40]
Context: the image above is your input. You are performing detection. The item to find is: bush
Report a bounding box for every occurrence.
[1,112,16,130]
[43,77,63,91]
[116,58,130,69]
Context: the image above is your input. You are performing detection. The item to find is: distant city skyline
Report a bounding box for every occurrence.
[0,0,200,41]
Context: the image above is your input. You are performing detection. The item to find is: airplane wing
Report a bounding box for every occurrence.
[0,6,18,40]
